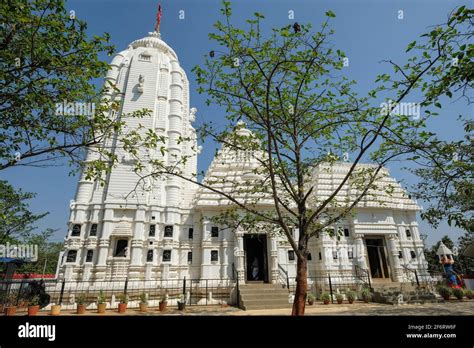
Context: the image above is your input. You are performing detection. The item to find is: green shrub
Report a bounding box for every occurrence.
[321,292,331,303]
[437,286,452,299]
[307,293,315,302]
[76,294,86,305]
[139,293,148,304]
[97,290,106,304]
[465,289,474,299]
[361,288,372,302]
[346,290,356,302]
[117,294,128,304]
[452,288,464,300]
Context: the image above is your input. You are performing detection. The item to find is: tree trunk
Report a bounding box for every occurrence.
[291,255,308,316]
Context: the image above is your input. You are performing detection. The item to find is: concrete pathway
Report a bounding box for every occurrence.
[10,299,473,316]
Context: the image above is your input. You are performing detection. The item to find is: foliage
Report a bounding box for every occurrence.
[97,290,106,304]
[346,290,356,302]
[139,293,148,304]
[452,288,464,300]
[321,292,331,302]
[465,289,474,299]
[437,286,452,299]
[0,0,151,186]
[76,294,86,305]
[361,288,372,302]
[117,294,128,304]
[306,292,315,302]
[0,180,47,243]
[28,295,40,306]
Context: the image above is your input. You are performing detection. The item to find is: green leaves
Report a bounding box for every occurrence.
[325,10,336,18]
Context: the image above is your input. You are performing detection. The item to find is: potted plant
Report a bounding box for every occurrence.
[452,288,464,300]
[76,294,87,315]
[177,294,186,311]
[361,288,372,303]
[159,293,167,312]
[117,294,128,313]
[27,295,40,316]
[139,293,148,312]
[336,293,344,304]
[4,293,18,316]
[307,293,315,306]
[437,286,452,301]
[465,289,474,300]
[50,302,61,316]
[321,292,331,305]
[346,290,356,304]
[97,290,107,313]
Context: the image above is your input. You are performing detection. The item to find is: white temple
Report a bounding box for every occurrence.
[57,24,429,288]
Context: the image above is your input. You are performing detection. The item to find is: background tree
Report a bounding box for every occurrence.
[116,3,473,315]
[0,180,47,244]
[0,0,149,177]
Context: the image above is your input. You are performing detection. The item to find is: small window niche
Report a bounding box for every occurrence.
[288,250,295,261]
[147,250,154,262]
[71,224,81,237]
[162,250,172,262]
[406,229,412,238]
[85,250,93,263]
[138,53,151,62]
[188,228,194,240]
[89,224,98,237]
[307,253,312,261]
[164,225,173,238]
[149,225,156,237]
[348,250,353,259]
[211,226,219,238]
[187,251,192,264]
[410,250,416,259]
[332,251,338,260]
[344,228,350,237]
[398,251,403,259]
[211,250,219,262]
[66,250,77,263]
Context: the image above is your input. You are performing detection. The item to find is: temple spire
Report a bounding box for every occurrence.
[154,4,163,33]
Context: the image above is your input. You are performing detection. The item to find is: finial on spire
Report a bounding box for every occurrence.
[154,4,163,33]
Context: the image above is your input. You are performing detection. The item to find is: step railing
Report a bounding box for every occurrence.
[355,265,372,290]
[401,264,420,288]
[278,263,290,292]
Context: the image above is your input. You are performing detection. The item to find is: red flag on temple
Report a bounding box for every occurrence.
[155,4,162,32]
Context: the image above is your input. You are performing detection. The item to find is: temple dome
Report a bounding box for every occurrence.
[129,31,178,59]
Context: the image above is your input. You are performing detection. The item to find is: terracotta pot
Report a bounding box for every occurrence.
[308,300,314,306]
[51,305,61,316]
[77,304,86,315]
[118,303,127,313]
[363,299,370,303]
[139,303,148,312]
[348,299,354,304]
[28,305,40,316]
[97,303,106,313]
[159,301,167,312]
[442,295,450,301]
[5,306,17,316]
[323,299,330,305]
[337,299,343,304]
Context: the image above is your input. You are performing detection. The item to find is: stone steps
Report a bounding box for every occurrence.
[239,284,292,310]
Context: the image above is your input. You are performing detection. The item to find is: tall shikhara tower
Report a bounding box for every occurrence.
[59,13,199,281]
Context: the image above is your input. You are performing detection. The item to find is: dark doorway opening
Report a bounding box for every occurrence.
[366,238,390,279]
[244,234,268,283]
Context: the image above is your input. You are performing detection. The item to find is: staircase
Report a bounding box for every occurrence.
[239,283,292,310]
[372,282,440,304]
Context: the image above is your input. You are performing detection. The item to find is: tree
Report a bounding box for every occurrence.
[0,180,47,244]
[19,229,64,275]
[0,0,149,177]
[112,3,474,315]
[408,6,473,233]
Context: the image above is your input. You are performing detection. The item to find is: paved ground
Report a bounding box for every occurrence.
[9,299,474,316]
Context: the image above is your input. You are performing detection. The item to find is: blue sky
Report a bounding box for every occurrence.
[1,0,471,246]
